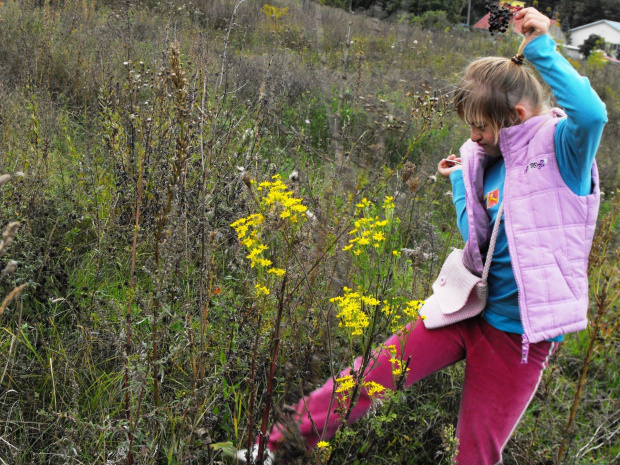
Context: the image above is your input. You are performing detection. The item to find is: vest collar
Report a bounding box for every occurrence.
[498,113,558,165]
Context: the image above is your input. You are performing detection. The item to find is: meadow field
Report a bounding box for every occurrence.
[0,0,618,463]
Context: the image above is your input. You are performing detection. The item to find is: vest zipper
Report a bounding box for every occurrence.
[501,158,532,364]
[521,334,530,364]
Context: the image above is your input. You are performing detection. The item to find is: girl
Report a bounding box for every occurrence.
[238,7,607,464]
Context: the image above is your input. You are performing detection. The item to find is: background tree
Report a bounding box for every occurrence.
[579,34,604,58]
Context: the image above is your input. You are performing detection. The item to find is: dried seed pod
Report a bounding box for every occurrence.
[0,283,27,316]
[0,222,20,257]
[1,260,18,278]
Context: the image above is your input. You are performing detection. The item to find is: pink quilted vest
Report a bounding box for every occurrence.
[460,111,600,344]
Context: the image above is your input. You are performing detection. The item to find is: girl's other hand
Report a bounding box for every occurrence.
[513,8,551,46]
[438,154,462,178]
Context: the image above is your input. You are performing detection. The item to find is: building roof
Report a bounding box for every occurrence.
[570,20,620,33]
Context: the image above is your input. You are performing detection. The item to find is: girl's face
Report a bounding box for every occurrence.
[469,122,501,157]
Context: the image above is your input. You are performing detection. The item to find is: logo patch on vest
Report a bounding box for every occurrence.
[484,188,500,209]
[524,158,548,174]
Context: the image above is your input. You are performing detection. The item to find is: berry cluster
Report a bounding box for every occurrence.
[485,2,523,35]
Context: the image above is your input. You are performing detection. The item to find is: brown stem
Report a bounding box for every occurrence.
[257,276,288,464]
[325,303,381,465]
[556,284,608,464]
[124,148,144,465]
[247,314,262,460]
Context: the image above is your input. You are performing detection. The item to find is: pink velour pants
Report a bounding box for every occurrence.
[268,317,557,465]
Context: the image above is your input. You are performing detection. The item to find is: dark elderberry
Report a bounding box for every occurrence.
[485,2,523,36]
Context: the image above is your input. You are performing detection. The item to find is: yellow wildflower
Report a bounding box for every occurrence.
[267,267,286,277]
[404,300,425,319]
[330,288,378,336]
[355,198,372,209]
[255,284,270,297]
[390,357,410,377]
[363,381,387,396]
[372,232,386,242]
[335,374,355,393]
[256,175,307,225]
[246,244,269,268]
[361,296,380,306]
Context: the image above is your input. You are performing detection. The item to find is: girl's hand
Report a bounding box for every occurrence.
[438,154,462,178]
[513,8,551,46]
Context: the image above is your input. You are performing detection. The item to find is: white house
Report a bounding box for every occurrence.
[565,20,620,58]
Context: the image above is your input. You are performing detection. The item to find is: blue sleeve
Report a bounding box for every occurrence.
[449,170,469,241]
[523,35,607,196]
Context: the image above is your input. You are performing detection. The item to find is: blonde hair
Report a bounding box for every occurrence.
[453,57,547,141]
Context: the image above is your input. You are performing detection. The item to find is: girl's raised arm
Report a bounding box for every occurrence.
[518,10,607,195]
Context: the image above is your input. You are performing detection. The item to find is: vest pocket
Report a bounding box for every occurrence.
[553,252,583,300]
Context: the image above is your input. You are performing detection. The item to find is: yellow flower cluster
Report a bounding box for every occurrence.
[246,243,271,268]
[255,284,270,297]
[335,374,386,400]
[316,441,330,449]
[231,175,304,283]
[231,176,304,300]
[335,374,355,394]
[379,299,426,332]
[383,195,395,210]
[381,301,404,332]
[267,267,286,277]
[355,197,373,209]
[263,4,288,20]
[404,300,425,319]
[363,381,387,397]
[231,214,273,269]
[344,196,395,255]
[329,287,379,336]
[386,344,410,377]
[230,213,264,242]
[258,174,307,224]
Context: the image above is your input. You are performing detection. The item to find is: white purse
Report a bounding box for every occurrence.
[420,202,504,329]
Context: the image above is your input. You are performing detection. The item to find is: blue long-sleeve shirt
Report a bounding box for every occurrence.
[449,34,607,338]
